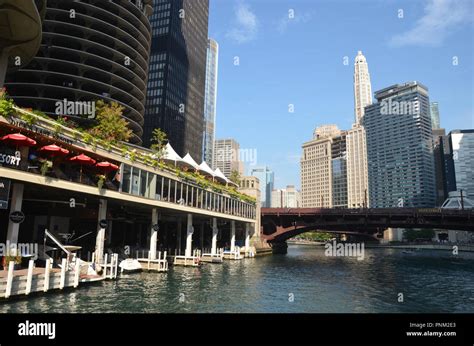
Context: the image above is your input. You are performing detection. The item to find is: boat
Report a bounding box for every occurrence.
[118,258,142,273]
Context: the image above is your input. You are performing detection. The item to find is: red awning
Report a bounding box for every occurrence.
[69,154,96,166]
[1,133,36,147]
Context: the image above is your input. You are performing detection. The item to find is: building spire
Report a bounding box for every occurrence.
[353,50,372,124]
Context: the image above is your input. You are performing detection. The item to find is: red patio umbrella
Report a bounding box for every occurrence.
[1,133,36,147]
[95,161,119,173]
[39,144,69,157]
[69,154,96,182]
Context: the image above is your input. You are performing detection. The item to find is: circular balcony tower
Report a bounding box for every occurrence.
[4,0,153,145]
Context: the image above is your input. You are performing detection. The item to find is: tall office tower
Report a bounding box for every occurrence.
[346,50,371,208]
[250,166,274,208]
[346,126,369,208]
[4,0,153,144]
[353,51,372,124]
[271,185,301,208]
[202,38,219,166]
[213,138,244,177]
[331,132,348,208]
[144,0,209,158]
[433,128,449,206]
[363,82,436,208]
[300,125,342,208]
[447,130,474,198]
[430,102,440,129]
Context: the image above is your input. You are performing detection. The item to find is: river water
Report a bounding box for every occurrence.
[1,245,473,313]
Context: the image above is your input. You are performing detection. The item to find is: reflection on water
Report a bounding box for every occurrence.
[1,246,473,313]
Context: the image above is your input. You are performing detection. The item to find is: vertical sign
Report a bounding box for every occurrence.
[0,177,11,209]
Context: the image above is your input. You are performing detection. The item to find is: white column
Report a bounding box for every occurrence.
[6,183,24,247]
[95,199,107,263]
[185,214,194,257]
[230,220,236,252]
[211,218,218,255]
[149,208,159,260]
[245,223,250,251]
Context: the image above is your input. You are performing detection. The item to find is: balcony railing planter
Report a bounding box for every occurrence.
[97,174,106,190]
[1,104,257,206]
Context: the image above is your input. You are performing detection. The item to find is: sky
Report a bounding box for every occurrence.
[208,0,474,190]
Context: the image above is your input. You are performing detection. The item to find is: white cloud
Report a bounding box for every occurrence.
[226,1,259,44]
[277,11,312,34]
[390,0,473,47]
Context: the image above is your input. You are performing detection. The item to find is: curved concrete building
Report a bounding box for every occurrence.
[5,0,153,144]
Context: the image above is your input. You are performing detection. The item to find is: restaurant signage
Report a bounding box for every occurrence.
[0,178,11,209]
[0,151,21,166]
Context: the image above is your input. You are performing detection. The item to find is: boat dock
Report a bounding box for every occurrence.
[0,254,118,299]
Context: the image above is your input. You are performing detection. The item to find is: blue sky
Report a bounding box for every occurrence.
[208,0,474,189]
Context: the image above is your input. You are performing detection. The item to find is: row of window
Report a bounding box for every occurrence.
[120,164,256,219]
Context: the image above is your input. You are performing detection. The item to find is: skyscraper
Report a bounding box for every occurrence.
[353,51,372,124]
[213,138,244,177]
[430,102,440,129]
[363,82,436,208]
[4,0,153,144]
[250,166,274,208]
[144,0,209,159]
[448,129,474,198]
[347,51,371,208]
[300,125,344,208]
[202,38,219,166]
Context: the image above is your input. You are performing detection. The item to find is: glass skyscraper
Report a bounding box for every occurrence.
[363,82,436,208]
[448,129,474,198]
[250,166,274,208]
[430,102,440,129]
[202,38,219,166]
[144,0,209,159]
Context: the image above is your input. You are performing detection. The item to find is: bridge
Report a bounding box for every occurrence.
[261,207,474,253]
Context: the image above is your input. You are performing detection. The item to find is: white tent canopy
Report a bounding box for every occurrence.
[214,167,229,183]
[162,143,184,165]
[198,161,215,177]
[182,153,199,170]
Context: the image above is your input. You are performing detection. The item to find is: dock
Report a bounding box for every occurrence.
[137,251,169,272]
[0,254,118,299]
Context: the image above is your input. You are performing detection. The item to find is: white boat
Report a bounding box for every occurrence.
[118,259,142,273]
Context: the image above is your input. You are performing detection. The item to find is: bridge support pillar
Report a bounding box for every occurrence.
[149,208,159,260]
[185,214,194,258]
[211,218,218,255]
[230,220,236,252]
[95,199,107,263]
[271,241,288,255]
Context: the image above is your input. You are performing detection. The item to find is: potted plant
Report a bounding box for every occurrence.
[2,255,22,270]
[97,174,106,190]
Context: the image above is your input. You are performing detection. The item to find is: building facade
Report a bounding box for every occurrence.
[271,185,301,208]
[250,166,274,208]
[213,138,244,177]
[430,102,440,129]
[331,132,348,208]
[363,82,436,208]
[4,0,153,145]
[300,125,342,208]
[202,38,219,166]
[143,0,209,158]
[448,129,474,198]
